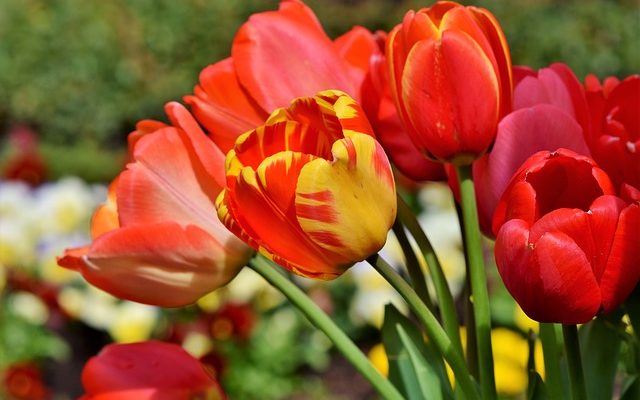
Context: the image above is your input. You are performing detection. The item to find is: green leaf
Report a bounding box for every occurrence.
[527,370,548,400]
[381,304,452,400]
[579,315,624,400]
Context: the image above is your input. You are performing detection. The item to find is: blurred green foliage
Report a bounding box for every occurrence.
[0,0,637,150]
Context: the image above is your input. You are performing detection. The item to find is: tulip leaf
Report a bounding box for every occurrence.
[526,370,548,400]
[620,375,640,400]
[579,315,624,400]
[381,304,452,400]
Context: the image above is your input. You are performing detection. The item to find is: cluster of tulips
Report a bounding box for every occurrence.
[57,0,638,399]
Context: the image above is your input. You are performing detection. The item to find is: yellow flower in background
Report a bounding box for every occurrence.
[368,343,389,377]
[108,302,158,344]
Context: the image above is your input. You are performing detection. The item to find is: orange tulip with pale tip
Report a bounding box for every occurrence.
[58,103,253,307]
[217,90,396,279]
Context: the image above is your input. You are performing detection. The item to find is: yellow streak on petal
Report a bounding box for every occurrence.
[295,133,396,263]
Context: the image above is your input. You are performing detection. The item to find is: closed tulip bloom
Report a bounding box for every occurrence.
[81,341,225,400]
[387,1,512,164]
[58,103,253,307]
[585,74,640,194]
[493,149,640,323]
[217,90,396,279]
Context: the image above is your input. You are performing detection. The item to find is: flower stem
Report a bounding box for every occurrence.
[396,196,464,358]
[391,219,434,312]
[454,165,496,400]
[248,256,405,400]
[539,323,566,400]
[562,324,587,400]
[368,254,480,400]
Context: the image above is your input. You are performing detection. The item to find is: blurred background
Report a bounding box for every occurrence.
[0,0,638,399]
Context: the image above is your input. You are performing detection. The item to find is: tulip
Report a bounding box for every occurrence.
[217,90,396,279]
[387,1,512,164]
[472,63,591,232]
[58,103,253,307]
[493,149,640,323]
[81,341,225,400]
[585,74,640,193]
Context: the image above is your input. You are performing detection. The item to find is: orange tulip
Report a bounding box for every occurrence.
[217,91,396,279]
[387,1,512,164]
[58,103,253,307]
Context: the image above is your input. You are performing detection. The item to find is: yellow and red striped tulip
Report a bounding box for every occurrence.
[217,91,397,279]
[387,1,512,164]
[58,103,253,307]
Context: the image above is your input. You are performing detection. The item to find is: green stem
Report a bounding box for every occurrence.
[562,324,587,400]
[455,165,496,400]
[368,254,480,400]
[539,323,565,400]
[248,256,405,400]
[396,196,463,358]
[391,220,434,312]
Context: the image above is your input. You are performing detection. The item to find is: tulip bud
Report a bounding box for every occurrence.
[387,1,512,164]
[493,149,640,323]
[217,90,397,279]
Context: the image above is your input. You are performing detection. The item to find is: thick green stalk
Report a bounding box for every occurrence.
[455,165,496,400]
[248,256,405,400]
[391,220,434,312]
[368,254,480,400]
[539,323,565,400]
[396,196,463,358]
[562,324,587,400]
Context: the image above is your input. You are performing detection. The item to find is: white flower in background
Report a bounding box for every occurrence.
[7,291,49,325]
[0,181,34,218]
[225,268,284,310]
[34,177,105,236]
[37,234,86,285]
[0,217,37,268]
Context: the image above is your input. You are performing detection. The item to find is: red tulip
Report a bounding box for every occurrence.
[585,74,640,193]
[493,149,640,323]
[217,91,396,279]
[81,341,225,400]
[387,1,512,164]
[58,103,253,307]
[3,363,49,400]
[472,63,591,232]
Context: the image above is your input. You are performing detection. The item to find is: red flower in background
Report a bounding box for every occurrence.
[493,149,640,323]
[3,363,49,400]
[472,63,592,232]
[2,125,47,186]
[81,341,225,400]
[387,1,512,164]
[58,103,253,307]
[585,74,640,195]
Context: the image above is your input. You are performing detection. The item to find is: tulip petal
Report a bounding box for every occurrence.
[296,134,396,263]
[116,127,226,240]
[232,0,355,112]
[184,59,267,153]
[475,105,590,233]
[221,152,343,278]
[82,341,219,397]
[90,178,119,239]
[495,219,601,324]
[402,30,499,161]
[71,222,239,307]
[599,202,640,313]
[333,26,377,75]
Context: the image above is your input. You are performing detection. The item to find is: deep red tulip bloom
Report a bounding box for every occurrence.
[585,74,640,193]
[493,149,640,323]
[387,1,512,164]
[217,91,396,279]
[81,341,225,400]
[472,63,591,232]
[3,363,49,400]
[58,103,253,307]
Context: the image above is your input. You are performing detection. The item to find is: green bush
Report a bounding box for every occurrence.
[0,0,637,148]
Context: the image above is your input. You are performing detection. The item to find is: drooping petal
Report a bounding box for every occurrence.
[71,222,242,307]
[474,105,590,232]
[232,0,356,112]
[82,341,223,399]
[495,219,601,324]
[296,133,396,264]
[184,59,267,153]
